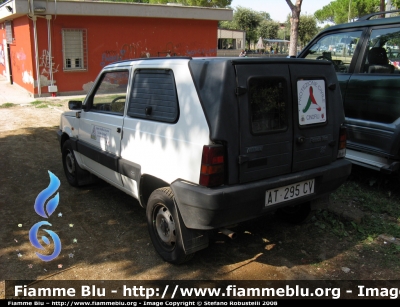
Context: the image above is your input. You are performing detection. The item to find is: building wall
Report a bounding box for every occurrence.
[2,16,35,92]
[14,15,218,95]
[217,28,245,50]
[0,24,6,78]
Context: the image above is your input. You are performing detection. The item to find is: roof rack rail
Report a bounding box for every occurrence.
[107,56,193,66]
[357,9,400,21]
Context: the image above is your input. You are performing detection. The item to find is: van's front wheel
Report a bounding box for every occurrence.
[146,187,194,264]
[62,139,96,187]
[62,140,80,187]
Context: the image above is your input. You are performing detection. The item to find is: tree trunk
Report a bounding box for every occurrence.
[380,0,385,18]
[286,0,303,57]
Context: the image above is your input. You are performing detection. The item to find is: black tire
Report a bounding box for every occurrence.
[275,202,311,224]
[146,187,194,264]
[62,139,93,187]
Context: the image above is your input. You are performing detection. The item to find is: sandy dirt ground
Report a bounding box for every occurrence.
[1,101,399,300]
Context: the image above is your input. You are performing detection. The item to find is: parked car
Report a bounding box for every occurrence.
[57,57,351,264]
[298,10,400,174]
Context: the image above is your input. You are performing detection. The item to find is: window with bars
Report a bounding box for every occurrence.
[5,21,13,44]
[62,29,87,71]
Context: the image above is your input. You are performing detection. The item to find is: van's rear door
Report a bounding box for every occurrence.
[235,60,335,184]
[235,62,293,183]
[289,63,335,172]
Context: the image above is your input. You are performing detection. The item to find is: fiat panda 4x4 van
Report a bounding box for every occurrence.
[57,57,352,264]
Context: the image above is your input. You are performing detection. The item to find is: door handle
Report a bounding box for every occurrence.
[117,128,121,133]
[238,155,249,164]
[297,136,305,144]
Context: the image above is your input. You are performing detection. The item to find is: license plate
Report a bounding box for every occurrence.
[265,179,315,206]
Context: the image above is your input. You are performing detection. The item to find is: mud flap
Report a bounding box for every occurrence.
[173,200,209,255]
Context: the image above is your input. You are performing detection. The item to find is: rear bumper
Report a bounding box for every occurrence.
[171,159,352,230]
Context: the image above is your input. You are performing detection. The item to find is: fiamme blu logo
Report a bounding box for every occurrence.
[29,171,62,261]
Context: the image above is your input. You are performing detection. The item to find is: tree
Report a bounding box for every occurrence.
[393,0,400,9]
[220,7,275,49]
[314,0,380,24]
[219,20,237,29]
[283,14,292,39]
[298,14,318,48]
[278,26,289,41]
[148,0,231,7]
[106,0,150,3]
[258,11,272,21]
[258,21,280,39]
[183,0,232,7]
[286,0,303,57]
[233,7,263,47]
[283,13,318,48]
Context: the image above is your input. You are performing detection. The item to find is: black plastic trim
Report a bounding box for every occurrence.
[56,129,62,144]
[69,139,141,182]
[69,137,79,151]
[76,140,119,172]
[188,59,240,184]
[171,159,352,230]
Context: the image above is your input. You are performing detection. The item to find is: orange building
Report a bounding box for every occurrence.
[0,0,232,96]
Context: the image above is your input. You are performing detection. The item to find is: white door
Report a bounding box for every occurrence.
[77,69,130,186]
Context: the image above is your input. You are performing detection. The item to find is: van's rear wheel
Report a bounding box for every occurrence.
[275,202,311,224]
[146,187,194,264]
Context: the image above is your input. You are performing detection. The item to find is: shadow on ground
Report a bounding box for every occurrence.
[1,124,399,286]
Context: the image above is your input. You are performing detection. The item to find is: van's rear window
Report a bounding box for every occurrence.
[249,78,287,134]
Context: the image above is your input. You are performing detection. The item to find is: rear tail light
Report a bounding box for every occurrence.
[337,126,347,158]
[199,145,225,187]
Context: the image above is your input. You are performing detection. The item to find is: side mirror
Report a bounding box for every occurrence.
[69,101,84,110]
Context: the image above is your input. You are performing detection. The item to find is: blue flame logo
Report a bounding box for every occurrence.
[29,171,62,261]
[34,171,60,218]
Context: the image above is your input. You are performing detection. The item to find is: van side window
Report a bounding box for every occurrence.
[128,69,179,123]
[249,78,287,134]
[304,31,362,73]
[363,27,400,74]
[91,71,129,114]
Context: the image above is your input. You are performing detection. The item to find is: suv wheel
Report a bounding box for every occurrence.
[146,187,194,264]
[275,202,311,224]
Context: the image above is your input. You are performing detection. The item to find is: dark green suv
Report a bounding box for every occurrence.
[298,10,400,173]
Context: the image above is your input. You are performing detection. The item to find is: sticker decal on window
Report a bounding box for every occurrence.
[297,80,326,125]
